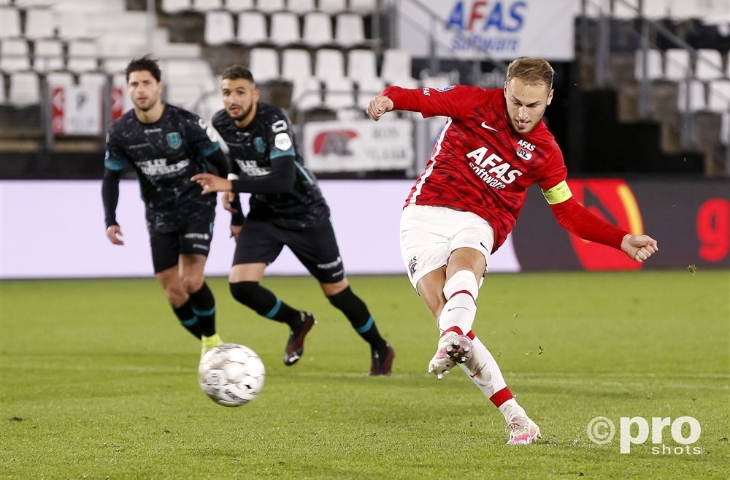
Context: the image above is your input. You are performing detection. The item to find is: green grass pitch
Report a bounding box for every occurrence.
[1,270,728,479]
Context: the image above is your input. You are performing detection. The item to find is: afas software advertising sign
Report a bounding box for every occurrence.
[397,0,576,60]
[0,179,727,279]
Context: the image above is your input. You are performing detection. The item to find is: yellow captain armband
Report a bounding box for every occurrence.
[541,180,573,205]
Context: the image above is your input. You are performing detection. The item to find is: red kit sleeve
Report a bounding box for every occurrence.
[549,197,628,250]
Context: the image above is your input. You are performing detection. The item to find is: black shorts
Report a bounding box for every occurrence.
[233,217,345,284]
[148,208,215,273]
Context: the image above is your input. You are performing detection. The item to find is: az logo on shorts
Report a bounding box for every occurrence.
[408,256,418,276]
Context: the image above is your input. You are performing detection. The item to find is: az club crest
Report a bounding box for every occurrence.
[166,132,182,149]
[408,256,418,276]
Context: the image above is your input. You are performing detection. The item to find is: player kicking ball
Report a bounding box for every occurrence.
[366,57,658,444]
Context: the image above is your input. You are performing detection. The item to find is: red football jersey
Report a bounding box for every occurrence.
[384,85,566,252]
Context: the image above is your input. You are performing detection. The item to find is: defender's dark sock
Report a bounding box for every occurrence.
[230,281,302,328]
[172,299,203,339]
[328,287,387,350]
[189,282,216,337]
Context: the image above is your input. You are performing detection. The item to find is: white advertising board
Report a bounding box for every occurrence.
[50,86,103,136]
[0,180,521,279]
[303,119,415,172]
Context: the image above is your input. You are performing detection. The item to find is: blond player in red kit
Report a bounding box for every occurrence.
[366,57,658,445]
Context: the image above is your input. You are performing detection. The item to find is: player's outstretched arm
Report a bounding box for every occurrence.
[366,96,394,121]
[620,234,659,263]
[191,173,232,194]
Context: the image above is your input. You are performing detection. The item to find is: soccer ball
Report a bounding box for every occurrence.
[198,343,265,407]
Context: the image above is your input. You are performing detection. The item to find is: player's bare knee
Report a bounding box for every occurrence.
[165,287,188,308]
[181,274,204,294]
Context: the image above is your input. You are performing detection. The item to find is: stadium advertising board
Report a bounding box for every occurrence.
[396,0,575,60]
[303,120,415,172]
[0,179,727,279]
[50,85,103,135]
[512,179,730,270]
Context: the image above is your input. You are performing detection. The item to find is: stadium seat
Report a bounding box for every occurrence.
[256,0,285,13]
[79,72,109,88]
[34,39,64,72]
[0,7,21,38]
[192,0,222,11]
[349,0,377,14]
[161,0,191,13]
[676,79,707,112]
[356,76,385,109]
[281,48,313,81]
[291,76,323,111]
[701,0,730,25]
[248,47,280,82]
[707,79,730,112]
[237,12,268,45]
[641,0,671,20]
[314,48,345,80]
[634,49,664,81]
[67,39,100,73]
[270,12,301,46]
[323,76,355,110]
[287,0,316,14]
[46,71,75,86]
[335,13,365,47]
[695,49,724,80]
[164,60,218,110]
[347,49,378,81]
[16,0,56,3]
[53,0,125,11]
[24,7,55,40]
[0,38,31,72]
[0,74,5,104]
[381,48,418,87]
[664,48,692,81]
[98,34,147,74]
[156,41,202,59]
[302,12,334,47]
[667,0,701,22]
[204,11,235,45]
[8,71,41,105]
[613,0,639,20]
[226,0,254,11]
[56,11,92,39]
[317,0,346,14]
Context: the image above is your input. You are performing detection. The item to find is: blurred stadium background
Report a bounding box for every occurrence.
[0,0,729,277]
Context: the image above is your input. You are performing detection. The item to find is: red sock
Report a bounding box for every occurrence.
[489,386,514,408]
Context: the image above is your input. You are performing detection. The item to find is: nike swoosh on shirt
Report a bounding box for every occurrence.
[480,122,498,132]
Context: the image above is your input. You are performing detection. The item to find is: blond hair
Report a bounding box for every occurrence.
[505,57,555,90]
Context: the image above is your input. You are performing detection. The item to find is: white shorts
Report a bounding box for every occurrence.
[400,205,494,288]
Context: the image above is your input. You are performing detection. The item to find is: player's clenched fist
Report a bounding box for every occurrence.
[366,96,394,121]
[620,234,659,263]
